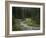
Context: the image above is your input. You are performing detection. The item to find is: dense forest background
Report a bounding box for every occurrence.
[12,7,40,31]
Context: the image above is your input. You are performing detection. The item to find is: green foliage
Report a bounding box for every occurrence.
[23,18,40,27]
